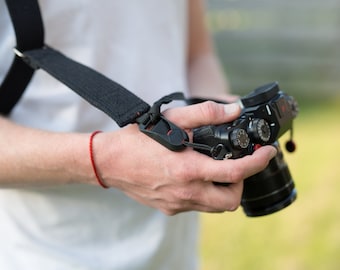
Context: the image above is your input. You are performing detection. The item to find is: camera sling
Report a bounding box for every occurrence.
[1,0,191,151]
[1,1,300,217]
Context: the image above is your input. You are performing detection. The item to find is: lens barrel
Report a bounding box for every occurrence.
[241,143,297,217]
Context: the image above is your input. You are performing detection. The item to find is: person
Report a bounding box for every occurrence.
[0,0,276,269]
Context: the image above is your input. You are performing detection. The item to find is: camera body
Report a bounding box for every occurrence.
[193,82,298,160]
[193,82,298,216]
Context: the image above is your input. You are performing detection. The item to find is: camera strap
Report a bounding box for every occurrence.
[1,0,190,151]
[0,0,44,115]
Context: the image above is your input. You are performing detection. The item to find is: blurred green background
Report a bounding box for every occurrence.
[200,1,340,269]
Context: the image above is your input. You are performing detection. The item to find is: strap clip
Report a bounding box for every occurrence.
[136,93,189,151]
[13,47,41,70]
[13,47,25,58]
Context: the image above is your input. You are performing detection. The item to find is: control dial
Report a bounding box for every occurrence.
[250,118,271,144]
[230,128,250,149]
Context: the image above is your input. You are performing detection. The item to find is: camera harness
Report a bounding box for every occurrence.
[1,0,203,152]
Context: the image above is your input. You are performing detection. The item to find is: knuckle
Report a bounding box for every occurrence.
[158,190,193,215]
[209,199,241,213]
[227,164,245,183]
[227,186,243,211]
[227,199,241,212]
[161,200,189,216]
[200,101,220,120]
[162,208,177,216]
[170,160,197,183]
[217,183,243,212]
[159,201,181,216]
[174,188,195,202]
[219,193,241,212]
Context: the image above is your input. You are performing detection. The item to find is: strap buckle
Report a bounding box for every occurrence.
[136,93,189,151]
[13,47,41,70]
[13,47,25,58]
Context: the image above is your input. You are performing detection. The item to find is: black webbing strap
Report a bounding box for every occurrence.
[1,0,190,150]
[1,0,150,126]
[0,0,44,115]
[22,46,150,127]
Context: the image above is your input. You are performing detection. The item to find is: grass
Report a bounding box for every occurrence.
[199,97,340,270]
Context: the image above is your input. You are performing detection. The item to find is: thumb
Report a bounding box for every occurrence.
[163,101,241,129]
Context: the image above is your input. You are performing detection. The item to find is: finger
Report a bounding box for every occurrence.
[217,94,240,103]
[193,181,244,213]
[145,181,244,215]
[163,101,241,129]
[224,95,240,103]
[192,145,277,184]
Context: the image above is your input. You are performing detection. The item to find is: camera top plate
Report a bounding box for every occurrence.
[241,82,279,107]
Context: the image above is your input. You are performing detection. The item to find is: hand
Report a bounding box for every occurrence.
[94,101,277,215]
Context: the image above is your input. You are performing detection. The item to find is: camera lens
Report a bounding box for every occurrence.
[241,142,297,217]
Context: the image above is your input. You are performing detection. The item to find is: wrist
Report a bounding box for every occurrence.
[89,131,109,188]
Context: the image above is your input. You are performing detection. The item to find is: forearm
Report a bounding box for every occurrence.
[0,116,95,187]
[187,0,232,100]
[187,51,231,99]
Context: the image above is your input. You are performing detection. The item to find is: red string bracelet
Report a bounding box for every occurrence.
[89,130,109,189]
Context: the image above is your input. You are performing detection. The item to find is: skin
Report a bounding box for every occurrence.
[0,0,276,216]
[94,103,277,215]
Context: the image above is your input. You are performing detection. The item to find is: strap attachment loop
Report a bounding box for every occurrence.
[136,93,189,151]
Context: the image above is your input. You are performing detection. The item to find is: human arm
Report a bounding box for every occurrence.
[187,0,238,101]
[0,101,276,215]
[0,116,94,187]
[0,0,276,215]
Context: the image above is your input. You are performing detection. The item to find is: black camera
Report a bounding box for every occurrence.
[193,82,298,217]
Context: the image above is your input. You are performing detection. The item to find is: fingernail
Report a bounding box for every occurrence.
[270,147,277,159]
[224,103,240,115]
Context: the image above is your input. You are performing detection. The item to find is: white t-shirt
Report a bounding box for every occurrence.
[0,1,198,269]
